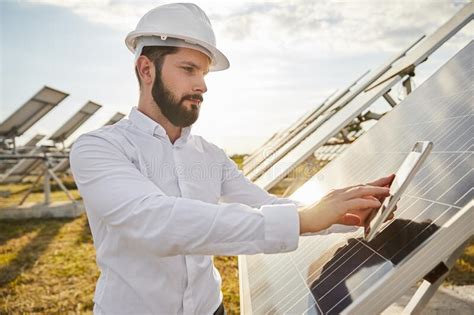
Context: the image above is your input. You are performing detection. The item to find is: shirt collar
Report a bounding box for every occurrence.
[129,107,192,143]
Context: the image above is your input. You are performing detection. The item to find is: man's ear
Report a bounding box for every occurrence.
[136,56,154,85]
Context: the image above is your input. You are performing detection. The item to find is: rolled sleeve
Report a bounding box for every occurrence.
[261,203,300,253]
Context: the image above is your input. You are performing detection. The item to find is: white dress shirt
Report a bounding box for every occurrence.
[70,107,300,314]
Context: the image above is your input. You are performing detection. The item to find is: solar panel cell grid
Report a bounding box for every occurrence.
[242,42,473,314]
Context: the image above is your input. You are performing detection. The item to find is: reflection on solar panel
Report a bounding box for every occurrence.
[252,5,472,191]
[104,112,125,126]
[240,42,473,314]
[0,86,68,138]
[48,101,102,143]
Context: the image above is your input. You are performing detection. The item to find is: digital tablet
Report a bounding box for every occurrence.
[364,141,433,242]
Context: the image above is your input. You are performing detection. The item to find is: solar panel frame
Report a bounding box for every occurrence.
[48,101,102,142]
[251,8,472,190]
[366,2,473,92]
[346,202,472,314]
[0,86,68,137]
[240,41,474,314]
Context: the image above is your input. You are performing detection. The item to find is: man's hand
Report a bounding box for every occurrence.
[298,175,394,235]
[347,174,396,226]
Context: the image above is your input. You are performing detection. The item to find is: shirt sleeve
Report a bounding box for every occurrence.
[70,134,299,257]
[219,151,300,247]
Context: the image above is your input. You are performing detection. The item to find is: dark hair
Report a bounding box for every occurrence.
[135,46,178,87]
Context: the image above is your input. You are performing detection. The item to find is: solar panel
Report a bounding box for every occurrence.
[245,37,421,184]
[0,86,68,138]
[244,110,314,171]
[240,41,473,314]
[244,89,343,170]
[251,7,472,190]
[51,112,124,175]
[48,101,102,143]
[104,112,126,126]
[243,73,369,175]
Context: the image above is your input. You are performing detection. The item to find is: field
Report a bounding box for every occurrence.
[0,168,472,313]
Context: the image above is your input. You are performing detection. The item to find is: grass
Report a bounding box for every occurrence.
[0,178,241,314]
[0,213,241,314]
[0,215,98,313]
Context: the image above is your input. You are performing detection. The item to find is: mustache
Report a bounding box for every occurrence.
[182,94,203,103]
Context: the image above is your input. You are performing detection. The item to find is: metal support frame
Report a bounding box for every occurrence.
[383,91,398,107]
[362,111,384,121]
[401,240,470,314]
[0,135,17,154]
[403,77,414,95]
[43,161,51,204]
[1,153,75,206]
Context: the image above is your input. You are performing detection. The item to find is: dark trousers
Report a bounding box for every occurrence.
[213,302,225,315]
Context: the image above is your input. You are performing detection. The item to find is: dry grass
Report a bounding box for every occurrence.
[0,215,98,313]
[0,213,240,314]
[0,179,241,314]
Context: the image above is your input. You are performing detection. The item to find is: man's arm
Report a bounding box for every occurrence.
[219,151,391,234]
[70,134,299,257]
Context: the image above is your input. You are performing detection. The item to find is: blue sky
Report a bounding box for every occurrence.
[1,0,472,154]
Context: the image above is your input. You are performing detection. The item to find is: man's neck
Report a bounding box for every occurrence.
[137,100,182,144]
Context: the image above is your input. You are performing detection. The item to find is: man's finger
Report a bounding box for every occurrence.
[344,186,390,200]
[338,213,362,226]
[344,197,382,212]
[366,174,395,187]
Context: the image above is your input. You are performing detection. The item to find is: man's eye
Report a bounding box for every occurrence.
[183,67,193,72]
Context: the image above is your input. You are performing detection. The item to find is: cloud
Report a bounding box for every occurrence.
[213,0,470,54]
[24,0,470,55]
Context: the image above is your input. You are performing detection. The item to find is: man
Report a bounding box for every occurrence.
[70,3,392,314]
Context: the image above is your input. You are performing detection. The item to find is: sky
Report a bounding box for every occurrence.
[0,0,472,154]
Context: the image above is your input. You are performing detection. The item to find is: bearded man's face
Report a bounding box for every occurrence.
[152,48,209,127]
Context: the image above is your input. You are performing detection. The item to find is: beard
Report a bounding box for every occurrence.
[151,72,203,127]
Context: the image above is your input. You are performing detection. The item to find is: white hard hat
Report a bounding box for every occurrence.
[125,3,229,71]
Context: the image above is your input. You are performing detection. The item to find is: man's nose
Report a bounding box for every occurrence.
[193,76,207,94]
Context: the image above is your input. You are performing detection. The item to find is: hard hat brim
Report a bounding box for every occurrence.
[125,31,230,71]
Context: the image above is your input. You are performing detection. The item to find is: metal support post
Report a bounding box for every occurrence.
[383,91,398,107]
[402,240,470,314]
[403,77,413,95]
[47,168,75,203]
[43,160,51,205]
